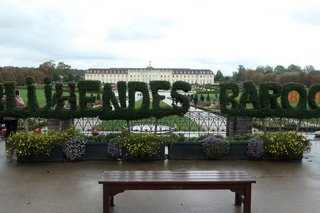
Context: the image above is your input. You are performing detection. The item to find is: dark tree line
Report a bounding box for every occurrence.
[0,61,84,85]
[215,64,320,87]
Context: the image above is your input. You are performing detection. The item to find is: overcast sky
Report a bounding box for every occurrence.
[1,0,320,75]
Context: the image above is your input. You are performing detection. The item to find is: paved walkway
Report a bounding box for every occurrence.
[0,136,320,213]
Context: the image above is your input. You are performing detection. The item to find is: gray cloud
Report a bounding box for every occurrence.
[108,17,174,41]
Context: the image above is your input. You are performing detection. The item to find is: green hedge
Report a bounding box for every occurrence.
[219,81,320,118]
[0,77,191,120]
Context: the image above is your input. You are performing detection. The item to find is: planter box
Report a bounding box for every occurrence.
[17,146,64,162]
[168,142,207,160]
[263,152,303,161]
[122,145,166,161]
[225,142,249,160]
[168,141,249,160]
[83,142,109,160]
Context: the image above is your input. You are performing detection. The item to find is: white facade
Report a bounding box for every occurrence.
[85,66,214,85]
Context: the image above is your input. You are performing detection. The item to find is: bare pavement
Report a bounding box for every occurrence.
[0,135,320,213]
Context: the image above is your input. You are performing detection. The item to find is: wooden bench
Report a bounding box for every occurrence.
[98,170,256,213]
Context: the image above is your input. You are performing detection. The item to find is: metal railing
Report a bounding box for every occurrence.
[17,111,320,137]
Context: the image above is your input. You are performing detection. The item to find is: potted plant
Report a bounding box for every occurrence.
[63,136,86,161]
[202,135,230,160]
[122,133,165,161]
[106,137,122,160]
[262,131,311,160]
[6,127,78,162]
[246,137,264,160]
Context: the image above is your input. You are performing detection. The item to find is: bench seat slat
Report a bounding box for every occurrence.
[99,171,256,184]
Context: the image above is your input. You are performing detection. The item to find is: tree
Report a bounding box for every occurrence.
[287,64,302,73]
[303,65,315,73]
[274,65,286,74]
[232,65,246,82]
[53,62,71,82]
[214,70,224,82]
[39,60,55,78]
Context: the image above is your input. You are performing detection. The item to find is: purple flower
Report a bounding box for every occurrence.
[246,137,264,159]
[202,135,229,160]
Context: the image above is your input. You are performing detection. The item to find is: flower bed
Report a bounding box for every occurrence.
[8,128,310,162]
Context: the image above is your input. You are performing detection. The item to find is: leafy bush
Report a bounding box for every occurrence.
[246,137,264,159]
[170,133,210,142]
[122,133,164,160]
[262,131,311,160]
[202,135,230,160]
[6,127,79,157]
[63,136,86,161]
[226,134,254,142]
[86,133,120,143]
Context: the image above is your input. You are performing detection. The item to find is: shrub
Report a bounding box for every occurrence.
[246,137,264,159]
[122,133,163,160]
[262,131,311,160]
[226,134,254,142]
[86,133,120,143]
[202,135,230,160]
[63,136,86,161]
[6,127,78,157]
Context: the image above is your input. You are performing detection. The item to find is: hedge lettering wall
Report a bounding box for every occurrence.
[0,78,191,120]
[220,82,320,118]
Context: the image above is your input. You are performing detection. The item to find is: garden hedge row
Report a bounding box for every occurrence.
[0,77,191,120]
[219,81,320,118]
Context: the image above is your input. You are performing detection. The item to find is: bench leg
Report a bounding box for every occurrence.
[243,184,252,213]
[110,196,115,207]
[235,193,242,206]
[103,185,110,213]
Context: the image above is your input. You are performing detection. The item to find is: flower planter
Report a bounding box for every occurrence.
[122,145,166,161]
[263,152,303,161]
[168,142,207,160]
[168,141,249,160]
[225,142,249,160]
[83,142,109,160]
[17,146,64,162]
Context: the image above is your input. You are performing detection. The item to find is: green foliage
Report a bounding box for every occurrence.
[122,133,164,160]
[0,78,191,120]
[6,127,79,157]
[171,81,191,115]
[308,83,320,109]
[150,80,170,111]
[225,134,254,142]
[219,81,320,118]
[219,82,239,114]
[239,81,259,111]
[128,81,150,119]
[77,80,101,110]
[26,76,39,110]
[117,81,127,108]
[0,83,4,111]
[262,131,311,160]
[206,94,210,102]
[281,83,307,110]
[85,133,121,143]
[43,78,52,110]
[259,82,282,110]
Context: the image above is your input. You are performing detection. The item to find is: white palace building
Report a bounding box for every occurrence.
[85,65,215,85]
